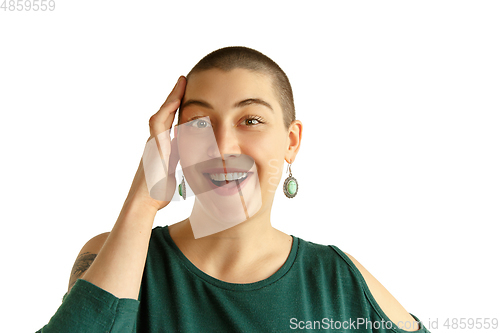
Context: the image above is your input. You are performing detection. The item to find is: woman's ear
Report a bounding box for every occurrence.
[285,120,303,163]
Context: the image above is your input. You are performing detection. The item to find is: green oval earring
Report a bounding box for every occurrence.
[283,163,298,198]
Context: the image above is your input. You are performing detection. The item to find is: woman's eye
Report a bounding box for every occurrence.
[188,118,212,128]
[246,119,258,125]
[242,117,264,126]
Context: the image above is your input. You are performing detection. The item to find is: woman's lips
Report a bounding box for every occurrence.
[202,167,251,174]
[206,172,249,183]
[202,172,253,196]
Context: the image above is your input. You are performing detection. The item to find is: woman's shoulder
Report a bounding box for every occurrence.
[341,251,421,331]
[295,237,422,332]
[292,237,356,276]
[294,236,344,261]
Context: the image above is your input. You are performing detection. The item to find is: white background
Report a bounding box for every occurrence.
[1,1,499,332]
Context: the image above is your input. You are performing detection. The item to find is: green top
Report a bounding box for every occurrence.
[38,225,430,332]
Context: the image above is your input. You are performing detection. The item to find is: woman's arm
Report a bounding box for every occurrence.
[78,198,157,299]
[37,76,186,332]
[37,194,157,333]
[71,76,186,300]
[67,232,109,293]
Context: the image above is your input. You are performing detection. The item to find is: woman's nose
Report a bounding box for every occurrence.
[208,124,240,159]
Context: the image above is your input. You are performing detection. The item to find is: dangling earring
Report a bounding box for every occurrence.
[178,175,186,200]
[283,163,298,198]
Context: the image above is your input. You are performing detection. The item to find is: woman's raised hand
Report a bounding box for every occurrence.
[125,76,187,211]
[63,78,188,302]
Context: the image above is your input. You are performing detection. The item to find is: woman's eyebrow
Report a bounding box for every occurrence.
[182,98,273,112]
[235,98,273,112]
[182,99,213,109]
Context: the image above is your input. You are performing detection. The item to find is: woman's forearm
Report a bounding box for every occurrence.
[81,198,157,300]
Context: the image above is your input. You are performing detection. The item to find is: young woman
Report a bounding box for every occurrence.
[38,47,430,332]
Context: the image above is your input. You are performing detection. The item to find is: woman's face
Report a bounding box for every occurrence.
[176,68,296,223]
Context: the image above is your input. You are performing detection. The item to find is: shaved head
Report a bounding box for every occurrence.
[179,46,295,129]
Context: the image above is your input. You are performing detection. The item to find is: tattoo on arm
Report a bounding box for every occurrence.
[68,252,97,291]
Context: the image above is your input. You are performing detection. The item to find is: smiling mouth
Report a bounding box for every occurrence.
[203,172,249,187]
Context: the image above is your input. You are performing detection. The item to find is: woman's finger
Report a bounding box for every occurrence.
[149,76,186,138]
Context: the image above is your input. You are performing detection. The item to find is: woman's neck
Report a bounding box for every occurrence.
[168,214,292,283]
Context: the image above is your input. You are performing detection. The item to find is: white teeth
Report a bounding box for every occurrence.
[208,172,248,181]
